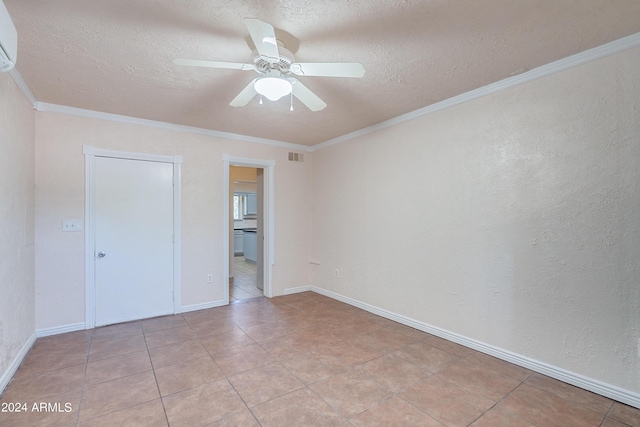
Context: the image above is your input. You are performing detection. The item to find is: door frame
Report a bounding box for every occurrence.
[83,145,183,329]
[223,154,275,302]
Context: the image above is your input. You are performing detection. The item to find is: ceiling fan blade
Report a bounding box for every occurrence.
[230,79,258,107]
[173,58,255,71]
[291,80,327,111]
[290,62,366,78]
[243,18,280,62]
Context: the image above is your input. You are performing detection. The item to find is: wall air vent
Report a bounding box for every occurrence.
[288,152,304,162]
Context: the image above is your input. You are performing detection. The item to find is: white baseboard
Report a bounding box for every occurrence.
[310,286,640,409]
[284,285,312,295]
[180,300,227,313]
[36,323,86,338]
[0,332,36,396]
[32,302,229,336]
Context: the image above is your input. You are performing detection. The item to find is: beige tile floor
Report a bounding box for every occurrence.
[1,291,639,426]
[230,256,263,302]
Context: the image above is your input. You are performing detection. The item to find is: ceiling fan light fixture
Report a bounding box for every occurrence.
[254,77,292,101]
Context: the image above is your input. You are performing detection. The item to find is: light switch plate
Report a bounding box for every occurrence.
[62,219,83,232]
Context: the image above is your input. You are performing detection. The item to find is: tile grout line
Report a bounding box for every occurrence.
[462,371,534,427]
[207,296,348,423]
[251,316,420,423]
[144,328,171,427]
[72,332,92,427]
[190,311,258,425]
[77,323,163,425]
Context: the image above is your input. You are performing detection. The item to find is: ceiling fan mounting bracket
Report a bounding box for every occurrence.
[251,43,294,76]
[252,55,292,75]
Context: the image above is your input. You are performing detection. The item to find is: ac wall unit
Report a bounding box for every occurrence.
[0,0,17,72]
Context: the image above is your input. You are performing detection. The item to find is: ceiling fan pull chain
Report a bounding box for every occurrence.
[259,95,263,105]
[290,92,294,111]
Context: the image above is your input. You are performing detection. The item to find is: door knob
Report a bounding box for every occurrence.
[97,251,106,258]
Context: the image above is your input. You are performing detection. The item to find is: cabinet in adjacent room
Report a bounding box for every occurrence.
[243,230,257,263]
[233,230,244,256]
[246,193,257,215]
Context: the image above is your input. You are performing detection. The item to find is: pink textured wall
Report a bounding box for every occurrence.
[311,47,640,395]
[0,72,36,388]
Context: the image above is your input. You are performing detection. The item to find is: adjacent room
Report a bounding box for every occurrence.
[1,1,639,425]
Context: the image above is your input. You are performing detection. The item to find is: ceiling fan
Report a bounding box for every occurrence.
[173,18,366,111]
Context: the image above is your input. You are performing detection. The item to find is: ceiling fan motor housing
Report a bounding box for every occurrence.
[252,43,295,75]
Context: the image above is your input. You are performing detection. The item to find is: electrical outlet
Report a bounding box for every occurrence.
[335,269,340,278]
[207,274,213,283]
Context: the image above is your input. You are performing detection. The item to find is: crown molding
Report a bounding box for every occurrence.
[14,30,640,154]
[35,102,314,152]
[8,67,37,108]
[310,31,640,152]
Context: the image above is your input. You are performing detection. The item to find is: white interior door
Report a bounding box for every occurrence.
[94,156,174,326]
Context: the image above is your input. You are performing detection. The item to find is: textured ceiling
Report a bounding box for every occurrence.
[5,0,640,146]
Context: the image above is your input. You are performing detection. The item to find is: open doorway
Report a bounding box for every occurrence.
[230,166,262,301]
[223,155,275,305]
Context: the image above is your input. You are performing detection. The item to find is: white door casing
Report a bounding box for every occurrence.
[84,146,182,328]
[256,168,265,291]
[223,154,275,302]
